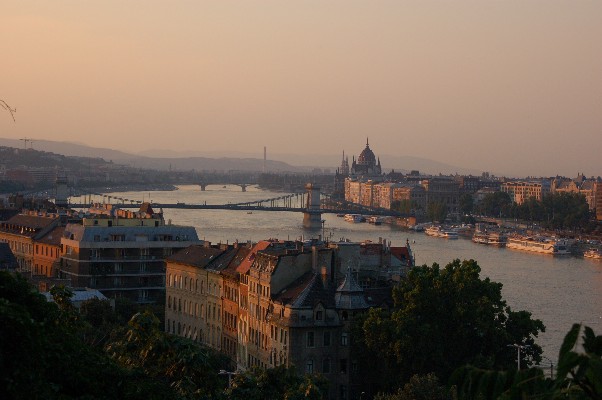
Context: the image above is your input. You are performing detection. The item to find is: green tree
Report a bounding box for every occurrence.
[106,310,228,399]
[555,323,602,399]
[374,373,454,400]
[459,193,474,216]
[356,260,545,393]
[450,323,602,399]
[479,192,512,218]
[427,201,448,222]
[0,272,151,399]
[225,365,328,400]
[392,200,413,214]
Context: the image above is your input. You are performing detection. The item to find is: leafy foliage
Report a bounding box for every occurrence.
[477,192,513,218]
[555,323,602,399]
[355,260,545,394]
[427,201,448,223]
[106,309,229,399]
[225,365,328,400]
[0,272,145,399]
[374,373,455,400]
[450,324,602,399]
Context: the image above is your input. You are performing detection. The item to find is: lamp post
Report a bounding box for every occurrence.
[507,344,529,370]
[219,369,238,388]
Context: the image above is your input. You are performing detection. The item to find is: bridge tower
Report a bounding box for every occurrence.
[303,183,322,229]
[55,173,69,208]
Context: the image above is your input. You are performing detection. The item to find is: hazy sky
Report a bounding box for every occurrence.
[1,1,600,177]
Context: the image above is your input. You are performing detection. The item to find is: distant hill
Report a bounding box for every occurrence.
[0,138,307,173]
[0,138,481,175]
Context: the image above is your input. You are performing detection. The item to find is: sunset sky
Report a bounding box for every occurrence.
[1,1,600,177]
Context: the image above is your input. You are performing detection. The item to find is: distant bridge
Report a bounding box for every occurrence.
[68,185,404,227]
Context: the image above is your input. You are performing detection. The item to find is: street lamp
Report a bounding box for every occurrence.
[507,344,529,370]
[219,369,238,388]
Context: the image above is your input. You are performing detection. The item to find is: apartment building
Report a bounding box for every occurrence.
[166,238,413,400]
[60,203,199,303]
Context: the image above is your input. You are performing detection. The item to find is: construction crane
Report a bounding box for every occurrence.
[0,100,16,122]
[20,137,32,149]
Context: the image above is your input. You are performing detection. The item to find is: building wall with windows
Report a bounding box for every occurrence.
[501,180,551,205]
[0,212,60,274]
[60,213,199,303]
[165,239,411,400]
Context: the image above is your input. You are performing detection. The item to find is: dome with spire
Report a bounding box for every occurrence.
[357,138,376,166]
[350,138,382,178]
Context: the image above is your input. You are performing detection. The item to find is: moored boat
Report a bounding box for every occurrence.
[425,225,444,237]
[506,236,570,255]
[583,248,602,260]
[344,214,365,223]
[367,216,383,225]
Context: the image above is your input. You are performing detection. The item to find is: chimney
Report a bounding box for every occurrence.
[321,265,329,289]
[312,246,318,272]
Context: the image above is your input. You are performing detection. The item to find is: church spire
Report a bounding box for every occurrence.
[366,137,369,147]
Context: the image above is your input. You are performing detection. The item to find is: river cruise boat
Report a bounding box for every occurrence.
[583,248,602,260]
[506,236,571,255]
[344,214,365,223]
[425,225,444,237]
[425,225,458,239]
[472,231,507,247]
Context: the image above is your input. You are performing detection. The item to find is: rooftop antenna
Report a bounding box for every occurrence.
[1,100,16,122]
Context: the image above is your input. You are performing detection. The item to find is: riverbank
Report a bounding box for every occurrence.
[79,183,178,194]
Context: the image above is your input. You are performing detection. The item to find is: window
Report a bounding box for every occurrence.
[315,310,323,320]
[323,331,331,346]
[340,359,347,374]
[306,359,314,374]
[322,358,331,374]
[341,332,348,346]
[307,331,314,347]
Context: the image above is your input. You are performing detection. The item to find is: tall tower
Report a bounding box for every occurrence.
[55,173,69,208]
[263,146,266,173]
[303,183,322,229]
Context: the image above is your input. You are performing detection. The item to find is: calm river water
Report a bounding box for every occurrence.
[72,184,602,364]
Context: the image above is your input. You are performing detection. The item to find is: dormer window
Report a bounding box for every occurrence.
[315,310,323,321]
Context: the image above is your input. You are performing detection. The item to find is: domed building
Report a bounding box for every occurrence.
[350,138,382,177]
[333,138,383,200]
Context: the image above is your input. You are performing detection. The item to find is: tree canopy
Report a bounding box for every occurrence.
[354,259,545,395]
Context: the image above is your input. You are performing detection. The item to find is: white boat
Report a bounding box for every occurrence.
[472,232,489,244]
[486,232,508,247]
[425,225,444,237]
[506,236,571,255]
[442,230,459,239]
[472,231,507,247]
[367,216,382,225]
[344,214,365,223]
[583,249,602,260]
[425,225,458,239]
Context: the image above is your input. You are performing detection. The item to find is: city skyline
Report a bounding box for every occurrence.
[1,1,601,177]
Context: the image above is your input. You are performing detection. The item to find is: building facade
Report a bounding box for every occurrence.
[501,180,551,205]
[165,238,413,400]
[60,203,200,303]
[0,212,61,274]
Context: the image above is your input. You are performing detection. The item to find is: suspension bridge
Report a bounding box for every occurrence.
[67,184,404,228]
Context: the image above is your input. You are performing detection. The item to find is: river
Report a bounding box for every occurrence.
[71,184,602,365]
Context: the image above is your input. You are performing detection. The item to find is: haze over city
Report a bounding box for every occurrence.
[1,1,601,177]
